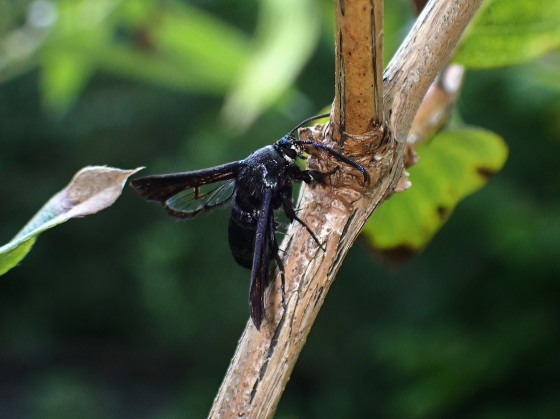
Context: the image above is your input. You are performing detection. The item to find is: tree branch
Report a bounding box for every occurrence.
[384,0,481,141]
[209,1,482,417]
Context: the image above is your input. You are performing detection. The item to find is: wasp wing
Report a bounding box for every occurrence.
[164,178,236,218]
[131,161,242,203]
[249,187,274,330]
[131,161,242,219]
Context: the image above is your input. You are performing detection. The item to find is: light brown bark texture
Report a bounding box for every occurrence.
[209,0,482,417]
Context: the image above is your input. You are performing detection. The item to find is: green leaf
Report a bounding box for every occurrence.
[362,128,508,254]
[0,238,37,277]
[0,166,142,276]
[454,0,560,68]
[38,0,250,102]
[144,0,250,91]
[40,50,93,115]
[222,0,321,129]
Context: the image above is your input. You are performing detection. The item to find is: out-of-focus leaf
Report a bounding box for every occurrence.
[0,0,58,83]
[222,0,321,129]
[40,50,93,114]
[149,1,250,91]
[35,0,116,112]
[53,0,119,36]
[36,0,250,107]
[362,128,508,256]
[0,166,142,276]
[514,53,560,92]
[454,0,560,68]
[63,0,248,91]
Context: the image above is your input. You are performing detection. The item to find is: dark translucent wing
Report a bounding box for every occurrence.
[249,187,274,330]
[130,160,242,204]
[164,178,236,218]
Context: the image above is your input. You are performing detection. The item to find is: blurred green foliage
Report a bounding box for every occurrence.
[1,0,559,418]
[454,0,560,68]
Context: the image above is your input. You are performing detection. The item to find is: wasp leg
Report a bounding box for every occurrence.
[289,165,340,184]
[281,192,325,252]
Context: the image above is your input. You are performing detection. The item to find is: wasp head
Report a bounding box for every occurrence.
[275,135,306,162]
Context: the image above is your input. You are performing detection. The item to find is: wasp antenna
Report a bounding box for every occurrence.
[294,140,370,184]
[288,112,331,137]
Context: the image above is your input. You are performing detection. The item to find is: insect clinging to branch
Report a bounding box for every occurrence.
[131,113,369,329]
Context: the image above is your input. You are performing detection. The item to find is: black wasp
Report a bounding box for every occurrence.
[131,113,369,330]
